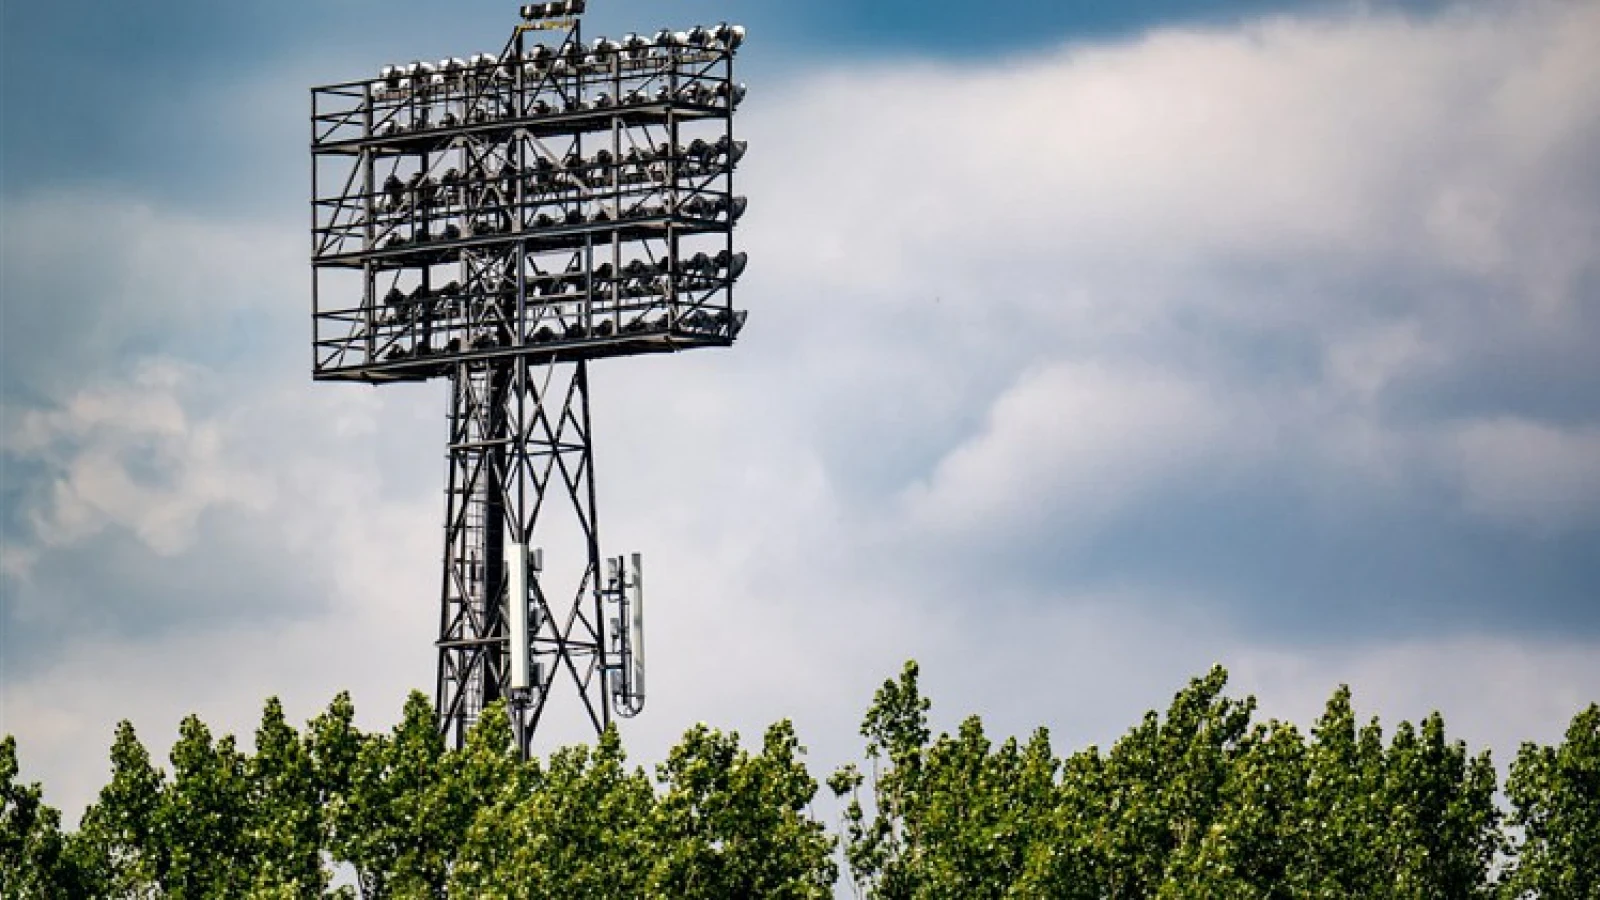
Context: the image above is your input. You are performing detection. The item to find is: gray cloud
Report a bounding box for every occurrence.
[4,0,1599,822]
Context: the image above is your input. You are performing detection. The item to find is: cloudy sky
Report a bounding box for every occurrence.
[3,0,1597,819]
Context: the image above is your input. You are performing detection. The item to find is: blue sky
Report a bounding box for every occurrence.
[3,0,1598,820]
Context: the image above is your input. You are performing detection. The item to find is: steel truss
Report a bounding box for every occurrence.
[438,354,609,750]
[310,14,745,748]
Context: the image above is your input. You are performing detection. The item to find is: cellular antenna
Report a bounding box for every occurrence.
[310,4,748,752]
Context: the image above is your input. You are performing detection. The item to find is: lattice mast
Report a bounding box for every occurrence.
[310,2,748,751]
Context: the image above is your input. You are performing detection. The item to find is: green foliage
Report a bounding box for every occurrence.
[649,720,836,898]
[836,664,1514,900]
[1504,703,1600,899]
[2,734,84,897]
[3,664,1594,898]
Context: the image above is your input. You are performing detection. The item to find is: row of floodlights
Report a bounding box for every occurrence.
[376,24,746,87]
[377,196,748,249]
[520,0,585,19]
[371,80,745,130]
[377,138,748,202]
[379,306,745,362]
[381,252,750,307]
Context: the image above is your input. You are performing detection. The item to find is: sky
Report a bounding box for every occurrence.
[2,0,1598,821]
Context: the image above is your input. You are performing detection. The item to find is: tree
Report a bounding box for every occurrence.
[328,690,454,898]
[7,662,1591,898]
[75,720,169,897]
[245,697,326,895]
[449,723,654,899]
[159,714,254,896]
[649,720,836,898]
[1504,703,1600,899]
[1,735,82,897]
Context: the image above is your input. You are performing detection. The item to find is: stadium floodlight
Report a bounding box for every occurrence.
[311,5,749,754]
[521,0,585,20]
[712,23,746,50]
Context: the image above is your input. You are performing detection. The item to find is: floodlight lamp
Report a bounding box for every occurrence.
[716,136,749,166]
[688,26,711,47]
[711,24,747,50]
[714,196,749,222]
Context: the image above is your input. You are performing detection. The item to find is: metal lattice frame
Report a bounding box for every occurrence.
[309,13,746,747]
[437,356,607,750]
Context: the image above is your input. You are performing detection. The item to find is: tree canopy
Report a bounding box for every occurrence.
[3,666,1595,898]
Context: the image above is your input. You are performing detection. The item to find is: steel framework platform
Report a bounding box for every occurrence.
[310,12,746,747]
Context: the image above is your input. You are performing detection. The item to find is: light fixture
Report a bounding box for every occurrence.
[718,82,747,107]
[712,196,748,222]
[712,24,747,51]
[716,250,749,280]
[520,0,585,20]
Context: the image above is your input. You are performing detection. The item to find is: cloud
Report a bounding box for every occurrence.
[903,361,1235,540]
[3,360,271,568]
[1448,418,1600,529]
[4,0,1599,824]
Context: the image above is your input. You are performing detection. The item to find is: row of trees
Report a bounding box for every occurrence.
[4,665,1597,898]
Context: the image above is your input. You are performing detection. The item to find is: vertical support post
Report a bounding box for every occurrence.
[437,355,611,751]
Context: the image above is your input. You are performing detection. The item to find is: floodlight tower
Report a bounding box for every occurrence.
[309,1,749,752]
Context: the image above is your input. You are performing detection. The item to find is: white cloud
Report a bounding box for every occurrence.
[1448,418,1600,529]
[5,0,1600,826]
[903,361,1235,538]
[3,361,272,570]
